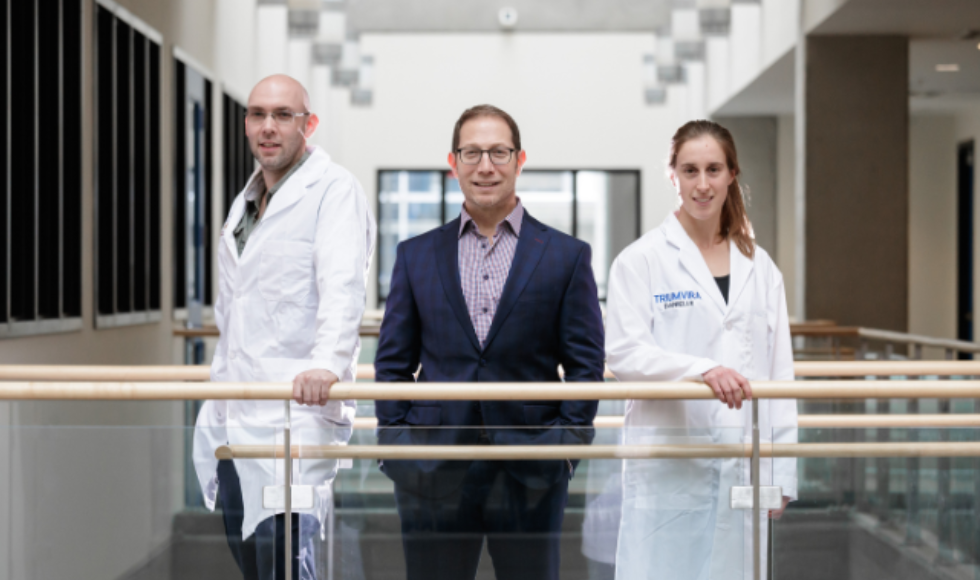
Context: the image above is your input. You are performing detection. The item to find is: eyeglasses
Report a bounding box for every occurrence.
[455,147,517,165]
[245,110,311,126]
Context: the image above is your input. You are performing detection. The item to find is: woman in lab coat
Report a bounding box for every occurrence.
[606,120,797,580]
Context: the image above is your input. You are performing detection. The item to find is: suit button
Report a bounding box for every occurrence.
[479,359,487,367]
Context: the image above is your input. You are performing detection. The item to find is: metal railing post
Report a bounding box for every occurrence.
[876,343,893,525]
[752,397,761,580]
[905,383,921,545]
[937,349,954,565]
[285,400,293,580]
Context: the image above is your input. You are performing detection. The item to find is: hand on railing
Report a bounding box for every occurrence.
[702,366,753,410]
[292,369,339,406]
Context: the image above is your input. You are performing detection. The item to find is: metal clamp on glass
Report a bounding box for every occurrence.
[730,485,783,510]
[262,484,315,510]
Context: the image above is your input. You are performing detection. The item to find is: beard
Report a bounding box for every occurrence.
[251,140,302,173]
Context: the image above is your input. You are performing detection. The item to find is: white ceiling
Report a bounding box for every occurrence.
[812,0,980,37]
[714,0,980,116]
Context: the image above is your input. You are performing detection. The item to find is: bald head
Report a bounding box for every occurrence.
[245,74,320,185]
[249,74,311,113]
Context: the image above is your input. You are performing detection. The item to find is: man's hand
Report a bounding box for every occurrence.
[702,366,752,410]
[769,496,791,520]
[292,369,339,406]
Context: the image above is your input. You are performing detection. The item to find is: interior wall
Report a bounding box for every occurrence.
[776,114,797,319]
[332,32,693,308]
[1,2,219,579]
[714,116,779,257]
[908,114,956,340]
[805,35,909,330]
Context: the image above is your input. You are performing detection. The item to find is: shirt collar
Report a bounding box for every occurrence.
[458,198,524,239]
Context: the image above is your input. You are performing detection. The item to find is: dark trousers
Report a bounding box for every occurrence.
[394,460,568,580]
[217,459,320,580]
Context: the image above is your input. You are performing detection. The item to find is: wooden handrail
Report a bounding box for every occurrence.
[3,380,980,400]
[348,414,980,430]
[215,441,980,460]
[793,360,980,376]
[0,360,977,383]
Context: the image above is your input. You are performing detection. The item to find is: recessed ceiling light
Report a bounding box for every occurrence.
[936,64,960,72]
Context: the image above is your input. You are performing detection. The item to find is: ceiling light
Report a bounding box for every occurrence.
[936,64,960,72]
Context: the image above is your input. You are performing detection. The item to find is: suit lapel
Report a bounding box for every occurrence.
[435,219,482,352]
[481,215,550,352]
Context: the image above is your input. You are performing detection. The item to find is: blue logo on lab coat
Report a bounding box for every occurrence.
[655,290,701,310]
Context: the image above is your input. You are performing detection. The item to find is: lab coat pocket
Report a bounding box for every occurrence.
[258,240,314,304]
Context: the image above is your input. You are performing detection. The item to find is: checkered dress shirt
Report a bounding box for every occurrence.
[458,200,524,348]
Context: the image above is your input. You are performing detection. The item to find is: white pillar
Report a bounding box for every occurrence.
[256,5,288,79]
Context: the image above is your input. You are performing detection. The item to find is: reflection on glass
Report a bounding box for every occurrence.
[576,171,639,300]
[377,171,443,299]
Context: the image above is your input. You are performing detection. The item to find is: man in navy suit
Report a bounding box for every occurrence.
[375,104,605,580]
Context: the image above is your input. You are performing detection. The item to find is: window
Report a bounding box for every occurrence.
[0,0,83,337]
[94,4,162,328]
[222,94,255,218]
[376,169,640,303]
[172,56,214,317]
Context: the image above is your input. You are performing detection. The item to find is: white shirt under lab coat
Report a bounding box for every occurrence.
[606,212,797,580]
[193,146,376,540]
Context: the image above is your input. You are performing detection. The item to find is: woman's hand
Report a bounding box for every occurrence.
[769,496,791,520]
[702,366,752,410]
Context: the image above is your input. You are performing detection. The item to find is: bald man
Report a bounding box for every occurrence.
[193,75,376,580]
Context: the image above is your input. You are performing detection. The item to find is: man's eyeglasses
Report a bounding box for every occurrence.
[246,110,311,126]
[455,147,517,166]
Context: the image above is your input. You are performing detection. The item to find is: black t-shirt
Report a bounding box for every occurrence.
[714,274,730,304]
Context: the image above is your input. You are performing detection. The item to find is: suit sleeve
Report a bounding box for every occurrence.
[556,243,604,438]
[769,269,798,500]
[605,250,720,382]
[374,241,421,428]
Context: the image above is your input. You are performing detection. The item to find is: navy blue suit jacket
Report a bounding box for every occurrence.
[375,211,605,497]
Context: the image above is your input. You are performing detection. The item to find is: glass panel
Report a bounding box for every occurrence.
[377,170,443,300]
[773,422,980,579]
[297,424,747,580]
[518,170,573,235]
[575,171,639,300]
[0,424,276,578]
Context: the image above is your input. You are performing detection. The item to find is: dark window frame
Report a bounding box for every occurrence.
[0,0,84,338]
[374,167,642,305]
[93,3,163,329]
[171,49,217,320]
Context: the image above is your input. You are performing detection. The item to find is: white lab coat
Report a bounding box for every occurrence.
[193,146,376,540]
[606,212,797,580]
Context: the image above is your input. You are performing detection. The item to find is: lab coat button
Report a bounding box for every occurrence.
[231,352,237,360]
[725,322,733,331]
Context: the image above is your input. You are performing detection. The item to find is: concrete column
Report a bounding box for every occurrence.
[715,116,778,256]
[805,36,908,330]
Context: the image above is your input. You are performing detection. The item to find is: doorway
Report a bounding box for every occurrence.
[958,140,975,359]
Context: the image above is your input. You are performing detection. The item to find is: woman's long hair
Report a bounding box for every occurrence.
[668,120,754,259]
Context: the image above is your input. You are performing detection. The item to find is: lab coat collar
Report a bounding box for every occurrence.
[256,146,331,224]
[727,237,755,313]
[662,212,727,315]
[221,171,260,261]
